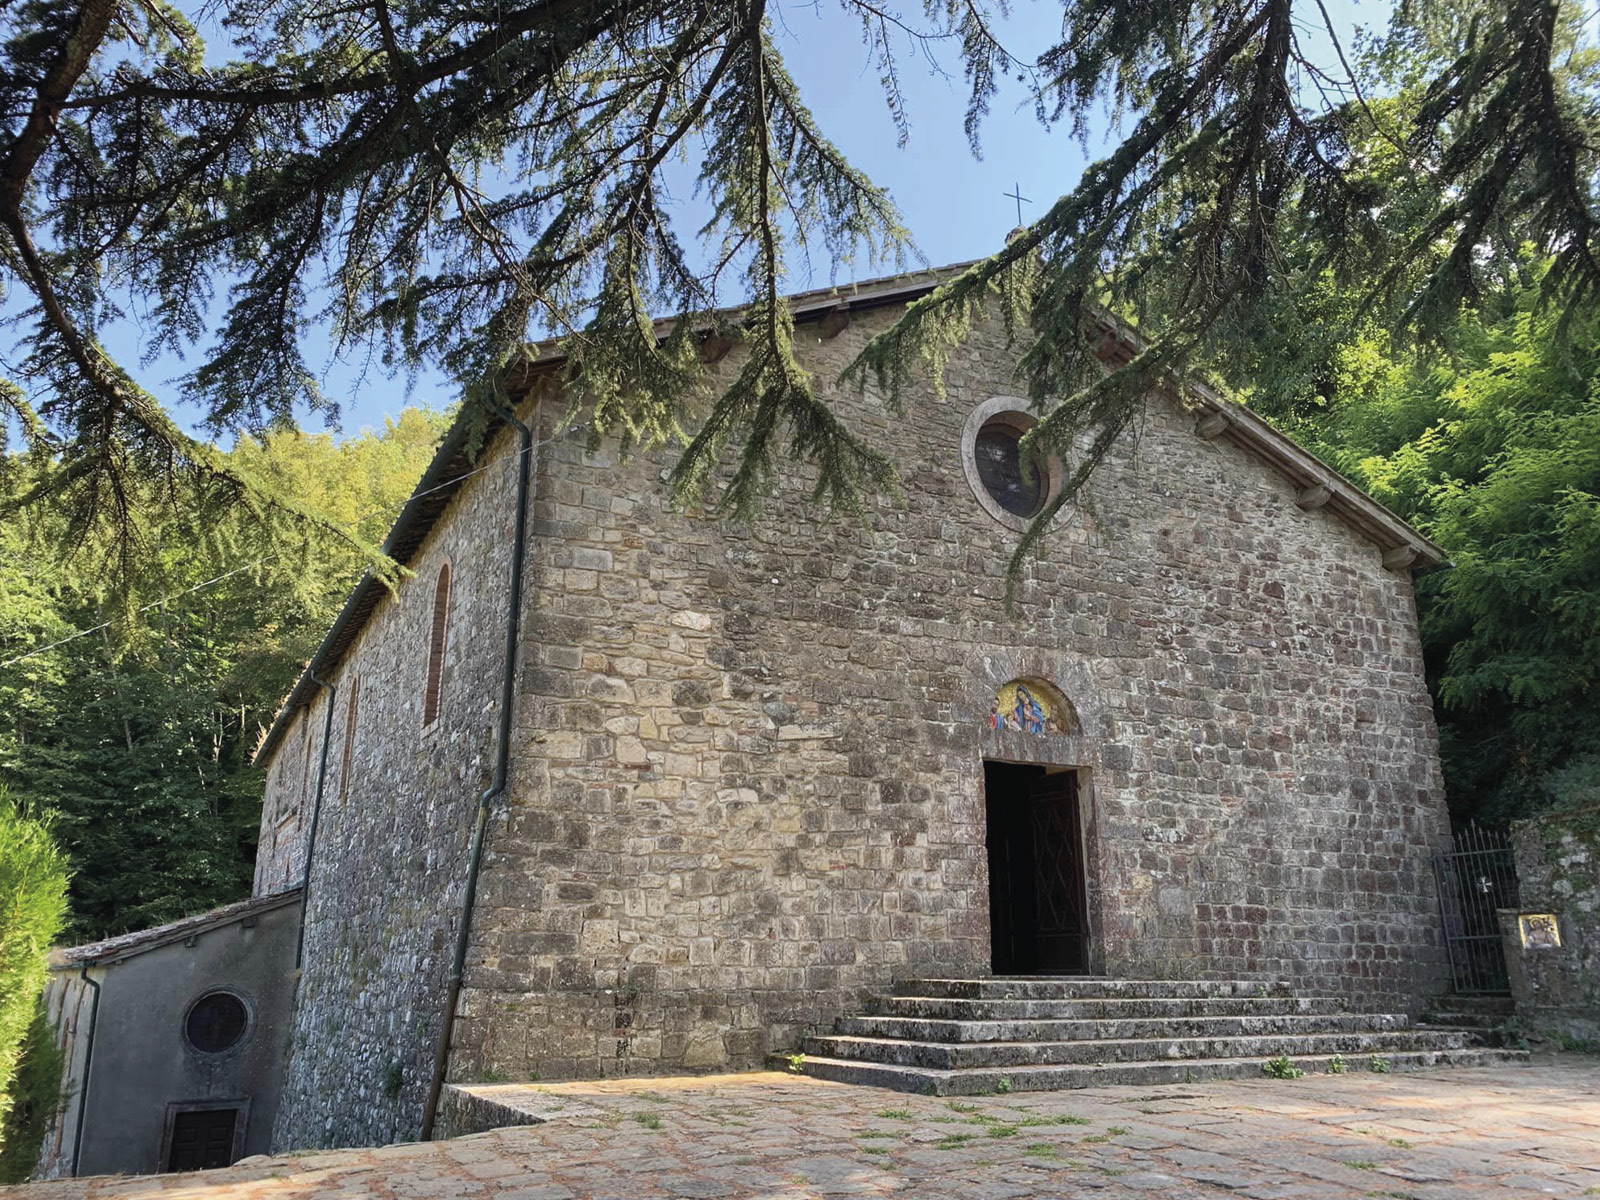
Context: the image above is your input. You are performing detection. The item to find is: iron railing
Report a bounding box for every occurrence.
[1432,824,1519,994]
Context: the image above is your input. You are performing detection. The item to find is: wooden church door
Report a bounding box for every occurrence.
[985,761,1090,974]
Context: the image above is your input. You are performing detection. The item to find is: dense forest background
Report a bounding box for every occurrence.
[0,410,449,942]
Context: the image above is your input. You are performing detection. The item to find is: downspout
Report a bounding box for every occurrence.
[70,964,101,1177]
[420,402,533,1141]
[295,675,337,970]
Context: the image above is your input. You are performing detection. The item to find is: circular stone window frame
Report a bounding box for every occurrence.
[181,987,255,1057]
[961,396,1064,532]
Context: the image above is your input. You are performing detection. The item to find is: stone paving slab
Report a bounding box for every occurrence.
[5,1058,1598,1200]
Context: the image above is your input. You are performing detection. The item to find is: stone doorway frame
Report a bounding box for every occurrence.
[159,1097,250,1173]
[982,758,1093,975]
[966,651,1108,979]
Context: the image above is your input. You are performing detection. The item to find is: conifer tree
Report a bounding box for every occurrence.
[1,0,1596,582]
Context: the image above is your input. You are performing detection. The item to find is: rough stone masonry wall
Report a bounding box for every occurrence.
[448,303,1452,1084]
[257,433,530,1151]
[1505,811,1600,1044]
[254,704,321,894]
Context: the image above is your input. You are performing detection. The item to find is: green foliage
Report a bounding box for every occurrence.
[1369,1054,1391,1074]
[1261,1056,1305,1079]
[849,0,1600,592]
[1551,1031,1600,1054]
[0,0,916,582]
[0,791,70,1153]
[0,1001,64,1185]
[0,411,448,940]
[5,0,1600,608]
[1167,24,1600,826]
[1248,288,1600,824]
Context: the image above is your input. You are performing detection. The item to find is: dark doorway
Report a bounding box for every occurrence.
[166,1107,239,1172]
[985,760,1090,974]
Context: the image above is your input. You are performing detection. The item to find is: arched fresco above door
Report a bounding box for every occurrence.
[988,678,1080,736]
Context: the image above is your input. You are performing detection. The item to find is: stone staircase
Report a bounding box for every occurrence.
[783,978,1529,1095]
[1417,993,1518,1043]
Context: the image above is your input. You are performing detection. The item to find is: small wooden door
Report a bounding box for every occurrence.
[166,1108,239,1172]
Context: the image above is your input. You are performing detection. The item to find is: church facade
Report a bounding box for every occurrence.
[251,266,1453,1150]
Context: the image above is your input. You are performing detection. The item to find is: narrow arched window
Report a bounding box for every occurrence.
[296,709,313,808]
[423,564,451,727]
[339,676,360,797]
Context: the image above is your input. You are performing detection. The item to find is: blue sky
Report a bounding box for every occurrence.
[85,0,1385,442]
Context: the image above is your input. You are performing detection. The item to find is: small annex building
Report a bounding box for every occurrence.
[31,891,301,1178]
[248,262,1464,1151]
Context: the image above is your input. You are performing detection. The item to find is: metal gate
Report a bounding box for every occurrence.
[1432,825,1519,994]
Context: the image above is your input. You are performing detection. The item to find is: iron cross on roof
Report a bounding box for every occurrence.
[1004,182,1032,226]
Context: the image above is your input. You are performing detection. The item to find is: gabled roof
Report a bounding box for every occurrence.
[252,263,1446,767]
[51,889,303,969]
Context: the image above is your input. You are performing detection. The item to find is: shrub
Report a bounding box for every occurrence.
[0,1003,64,1184]
[0,791,71,1168]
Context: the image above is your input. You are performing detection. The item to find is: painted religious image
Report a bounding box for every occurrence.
[990,680,1068,735]
[1518,912,1562,950]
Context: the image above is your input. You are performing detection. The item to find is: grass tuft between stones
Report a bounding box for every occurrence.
[1082,1125,1128,1144]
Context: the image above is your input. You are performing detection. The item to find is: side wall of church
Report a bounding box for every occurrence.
[255,429,532,1150]
[254,701,322,894]
[445,305,1452,1082]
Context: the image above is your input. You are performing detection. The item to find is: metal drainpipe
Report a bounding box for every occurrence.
[420,403,533,1141]
[70,963,101,1177]
[295,675,337,970]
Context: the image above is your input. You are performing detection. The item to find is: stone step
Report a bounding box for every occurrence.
[1424,994,1515,1017]
[1418,1012,1510,1030]
[867,994,1349,1021]
[896,977,1297,1001]
[786,1046,1532,1096]
[804,1028,1474,1071]
[837,1012,1411,1044]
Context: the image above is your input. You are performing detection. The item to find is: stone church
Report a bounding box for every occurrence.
[250,262,1472,1149]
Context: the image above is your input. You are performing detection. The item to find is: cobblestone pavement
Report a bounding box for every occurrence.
[7,1059,1598,1200]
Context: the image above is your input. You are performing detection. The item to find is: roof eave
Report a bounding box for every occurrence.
[253,266,1445,765]
[52,888,304,969]
[251,404,522,764]
[1089,315,1447,570]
